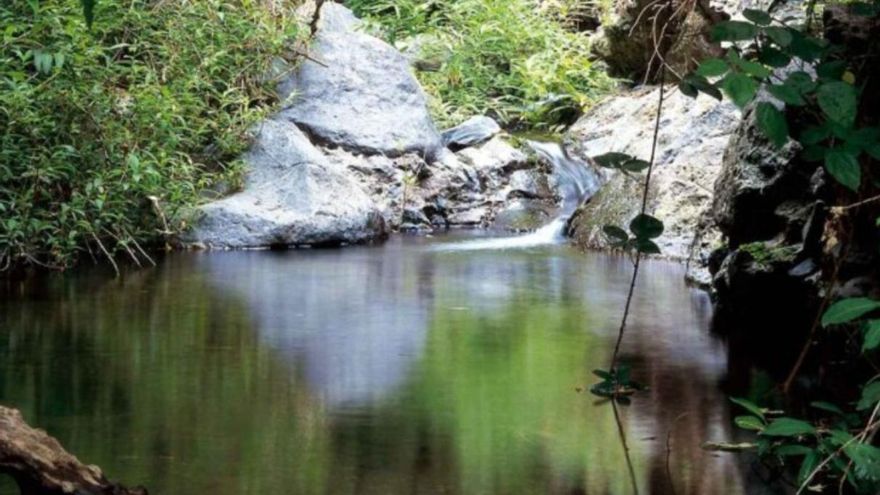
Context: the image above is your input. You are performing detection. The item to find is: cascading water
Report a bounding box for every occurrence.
[436,141,601,251]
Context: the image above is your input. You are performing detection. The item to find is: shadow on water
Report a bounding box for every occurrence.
[1,235,747,494]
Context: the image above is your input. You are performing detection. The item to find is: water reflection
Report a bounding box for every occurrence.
[1,235,745,494]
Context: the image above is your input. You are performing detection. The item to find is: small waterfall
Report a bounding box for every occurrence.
[436,141,600,251]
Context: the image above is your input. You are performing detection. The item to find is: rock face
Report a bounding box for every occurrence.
[1,405,146,495]
[188,3,563,248]
[188,119,387,248]
[278,3,443,160]
[708,5,880,378]
[565,85,739,281]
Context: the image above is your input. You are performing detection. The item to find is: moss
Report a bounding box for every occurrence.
[739,242,799,266]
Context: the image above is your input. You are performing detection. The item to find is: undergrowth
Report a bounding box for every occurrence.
[346,0,616,129]
[0,0,300,272]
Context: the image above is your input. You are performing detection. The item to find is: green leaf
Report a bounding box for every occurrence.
[685,74,723,100]
[593,369,614,380]
[728,50,772,78]
[776,445,814,457]
[799,450,821,485]
[594,152,634,169]
[785,71,817,94]
[817,81,858,127]
[843,443,880,482]
[863,320,880,351]
[602,225,629,243]
[758,47,792,68]
[735,415,765,431]
[629,214,664,239]
[789,31,826,61]
[731,397,765,420]
[711,21,759,42]
[695,58,729,77]
[822,298,880,327]
[633,238,661,255]
[800,125,831,145]
[857,381,880,411]
[811,401,846,416]
[763,26,793,47]
[80,0,96,28]
[743,8,772,26]
[817,60,848,80]
[824,149,861,191]
[720,73,758,108]
[678,80,698,98]
[761,417,816,437]
[767,84,805,106]
[756,102,789,148]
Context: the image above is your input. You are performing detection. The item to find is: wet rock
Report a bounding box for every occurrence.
[493,199,556,232]
[507,169,554,199]
[441,116,502,150]
[186,119,387,248]
[456,137,529,177]
[278,3,443,159]
[566,85,740,267]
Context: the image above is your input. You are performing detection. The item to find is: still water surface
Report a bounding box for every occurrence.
[1,233,746,494]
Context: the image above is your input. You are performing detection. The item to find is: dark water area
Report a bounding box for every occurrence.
[1,233,747,494]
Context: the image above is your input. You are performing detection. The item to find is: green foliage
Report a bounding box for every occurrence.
[732,297,880,492]
[681,8,880,193]
[589,365,645,404]
[0,0,300,271]
[346,0,615,129]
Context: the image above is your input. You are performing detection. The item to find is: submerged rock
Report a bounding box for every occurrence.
[186,119,387,248]
[566,85,739,274]
[278,3,443,159]
[441,116,502,150]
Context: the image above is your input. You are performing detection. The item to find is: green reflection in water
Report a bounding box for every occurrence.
[0,245,744,495]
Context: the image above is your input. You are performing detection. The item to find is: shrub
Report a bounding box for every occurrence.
[346,0,616,129]
[0,0,300,271]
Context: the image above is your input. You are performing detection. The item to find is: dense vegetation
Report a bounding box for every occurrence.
[347,0,616,128]
[0,0,299,272]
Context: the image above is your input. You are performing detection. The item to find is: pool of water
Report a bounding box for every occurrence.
[0,233,746,494]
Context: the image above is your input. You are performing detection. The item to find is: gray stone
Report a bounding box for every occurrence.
[185,119,387,248]
[566,85,740,264]
[456,137,528,175]
[278,3,443,159]
[441,116,502,150]
[493,199,556,232]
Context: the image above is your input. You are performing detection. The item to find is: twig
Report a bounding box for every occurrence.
[609,69,667,371]
[90,232,119,277]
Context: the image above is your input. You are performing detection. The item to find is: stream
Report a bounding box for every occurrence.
[0,231,747,495]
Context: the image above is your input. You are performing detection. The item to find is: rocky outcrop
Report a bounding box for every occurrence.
[189,4,562,248]
[187,119,388,248]
[1,406,146,495]
[708,4,880,378]
[278,3,443,160]
[565,85,739,282]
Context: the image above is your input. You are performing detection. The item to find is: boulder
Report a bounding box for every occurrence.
[441,116,502,150]
[566,85,739,268]
[186,119,387,248]
[278,3,443,159]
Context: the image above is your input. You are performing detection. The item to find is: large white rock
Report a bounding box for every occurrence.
[278,3,443,159]
[566,86,740,269]
[186,119,386,248]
